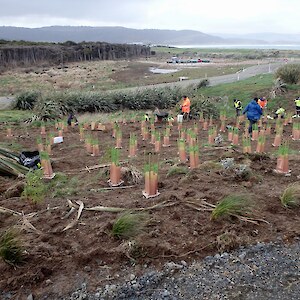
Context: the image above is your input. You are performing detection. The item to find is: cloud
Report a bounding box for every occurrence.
[0,0,299,34]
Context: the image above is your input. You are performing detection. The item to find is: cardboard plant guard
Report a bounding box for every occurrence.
[178,139,187,163]
[274,142,291,175]
[128,133,137,157]
[143,154,160,199]
[40,151,55,179]
[108,148,123,187]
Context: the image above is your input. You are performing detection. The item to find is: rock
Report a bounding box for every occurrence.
[220,158,235,169]
[161,289,170,297]
[129,274,135,281]
[84,266,91,272]
[238,251,247,260]
[165,262,183,271]
[27,294,34,300]
[180,260,188,267]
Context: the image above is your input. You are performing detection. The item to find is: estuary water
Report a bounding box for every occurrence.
[170,44,300,50]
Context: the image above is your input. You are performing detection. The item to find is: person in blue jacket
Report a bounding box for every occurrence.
[242,97,263,134]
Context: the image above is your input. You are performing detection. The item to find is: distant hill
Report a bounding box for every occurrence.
[0,26,267,45]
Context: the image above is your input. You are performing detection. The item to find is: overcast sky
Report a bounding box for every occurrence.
[0,0,299,34]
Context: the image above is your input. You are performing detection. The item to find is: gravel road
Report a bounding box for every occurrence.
[67,239,300,300]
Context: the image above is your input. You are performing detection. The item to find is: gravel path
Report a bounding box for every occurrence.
[67,239,300,300]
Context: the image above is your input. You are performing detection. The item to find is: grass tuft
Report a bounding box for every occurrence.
[112,212,149,239]
[0,228,24,265]
[167,165,189,177]
[211,194,252,220]
[280,183,300,208]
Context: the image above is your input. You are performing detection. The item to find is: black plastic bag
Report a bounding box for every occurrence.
[19,151,41,169]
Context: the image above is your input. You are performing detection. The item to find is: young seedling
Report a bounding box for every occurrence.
[22,169,47,204]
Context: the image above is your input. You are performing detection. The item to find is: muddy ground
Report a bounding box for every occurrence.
[0,117,300,299]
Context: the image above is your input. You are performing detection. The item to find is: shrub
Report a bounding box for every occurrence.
[0,228,24,265]
[15,91,40,110]
[112,212,149,239]
[22,169,47,204]
[190,95,219,119]
[275,64,300,84]
[280,183,300,208]
[30,95,70,121]
[211,194,252,220]
[196,79,209,90]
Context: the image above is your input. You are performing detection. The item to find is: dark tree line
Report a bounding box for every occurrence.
[0,41,151,68]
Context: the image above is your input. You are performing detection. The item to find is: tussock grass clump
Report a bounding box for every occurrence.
[15,91,39,110]
[167,165,189,177]
[280,183,300,208]
[0,228,24,265]
[121,166,143,185]
[211,194,252,220]
[112,212,149,239]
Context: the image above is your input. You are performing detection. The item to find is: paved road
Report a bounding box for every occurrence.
[119,62,285,92]
[0,62,287,110]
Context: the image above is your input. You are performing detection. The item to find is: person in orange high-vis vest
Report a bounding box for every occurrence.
[258,97,267,109]
[181,95,191,120]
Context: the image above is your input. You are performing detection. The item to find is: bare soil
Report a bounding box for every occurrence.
[0,117,299,299]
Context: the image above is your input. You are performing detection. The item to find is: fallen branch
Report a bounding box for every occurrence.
[85,206,127,213]
[85,200,178,213]
[63,200,84,231]
[0,206,22,216]
[184,200,269,225]
[76,200,84,220]
[138,200,178,211]
[66,161,128,174]
[90,185,136,192]
[151,242,216,259]
[67,199,77,209]
[231,214,270,225]
[62,219,78,231]
[62,207,76,219]
[20,214,41,234]
[183,202,213,212]
[202,146,232,151]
